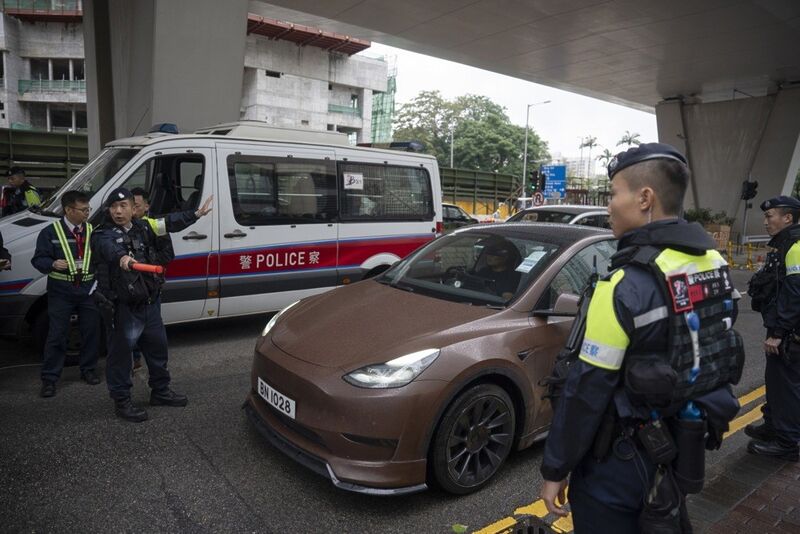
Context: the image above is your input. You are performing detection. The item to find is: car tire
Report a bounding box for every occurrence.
[430,383,515,494]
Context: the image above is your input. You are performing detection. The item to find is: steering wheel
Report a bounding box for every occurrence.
[442,266,493,291]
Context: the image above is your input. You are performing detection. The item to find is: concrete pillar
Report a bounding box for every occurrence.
[84,0,248,156]
[71,106,76,132]
[47,59,52,80]
[68,59,74,81]
[656,87,800,239]
[45,103,50,131]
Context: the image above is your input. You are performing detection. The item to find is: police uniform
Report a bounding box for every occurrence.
[541,144,743,533]
[745,196,800,460]
[2,168,42,217]
[91,187,187,422]
[31,216,101,396]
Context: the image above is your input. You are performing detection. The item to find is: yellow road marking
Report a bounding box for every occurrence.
[472,517,516,534]
[724,402,765,438]
[514,499,549,518]
[737,385,765,408]
[471,385,767,534]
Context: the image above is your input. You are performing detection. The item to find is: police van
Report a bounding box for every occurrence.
[0,121,442,347]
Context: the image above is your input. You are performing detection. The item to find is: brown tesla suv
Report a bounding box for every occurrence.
[244,223,616,495]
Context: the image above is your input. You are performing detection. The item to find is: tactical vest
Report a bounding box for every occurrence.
[113,223,162,304]
[624,246,744,414]
[49,221,94,284]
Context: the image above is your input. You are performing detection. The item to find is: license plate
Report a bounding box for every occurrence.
[258,377,296,419]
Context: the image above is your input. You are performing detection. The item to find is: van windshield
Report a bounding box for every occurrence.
[42,148,140,215]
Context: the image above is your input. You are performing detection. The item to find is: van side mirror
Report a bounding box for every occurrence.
[533,292,580,317]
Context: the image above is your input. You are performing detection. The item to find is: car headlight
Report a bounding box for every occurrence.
[261,301,300,337]
[343,349,440,389]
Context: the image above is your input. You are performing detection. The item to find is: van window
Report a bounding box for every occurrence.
[226,155,337,225]
[120,153,205,216]
[339,163,433,221]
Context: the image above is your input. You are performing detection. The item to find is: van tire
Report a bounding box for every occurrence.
[31,309,107,366]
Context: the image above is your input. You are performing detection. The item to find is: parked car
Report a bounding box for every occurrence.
[507,205,609,228]
[442,202,478,232]
[244,223,616,495]
[0,121,443,350]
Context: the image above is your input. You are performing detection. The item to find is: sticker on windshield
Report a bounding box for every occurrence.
[516,251,546,273]
[343,173,364,190]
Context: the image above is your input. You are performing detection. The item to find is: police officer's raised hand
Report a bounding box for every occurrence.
[120,255,136,271]
[52,259,69,271]
[540,479,569,517]
[765,336,782,355]
[195,196,213,218]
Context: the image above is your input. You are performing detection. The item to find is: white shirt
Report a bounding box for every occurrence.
[62,216,83,234]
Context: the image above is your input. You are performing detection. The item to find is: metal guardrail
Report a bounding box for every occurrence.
[328,104,361,116]
[0,127,89,188]
[440,166,518,215]
[18,79,86,94]
[2,0,82,12]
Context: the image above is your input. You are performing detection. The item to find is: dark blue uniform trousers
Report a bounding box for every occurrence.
[106,300,171,399]
[764,352,800,444]
[41,282,100,383]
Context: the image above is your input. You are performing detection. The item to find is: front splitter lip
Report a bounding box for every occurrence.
[243,399,428,497]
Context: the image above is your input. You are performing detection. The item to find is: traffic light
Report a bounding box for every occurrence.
[538,170,546,191]
[529,170,539,193]
[741,180,758,200]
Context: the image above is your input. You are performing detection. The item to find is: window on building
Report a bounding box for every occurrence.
[328,83,333,91]
[301,120,309,126]
[73,60,85,81]
[52,59,70,80]
[75,109,87,130]
[265,70,282,78]
[226,155,337,226]
[350,94,359,109]
[30,59,49,80]
[326,124,335,131]
[339,162,433,221]
[51,108,72,131]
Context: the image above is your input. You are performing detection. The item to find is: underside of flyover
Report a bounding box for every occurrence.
[84,0,800,238]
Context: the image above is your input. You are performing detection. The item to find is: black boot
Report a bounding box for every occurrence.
[744,421,777,441]
[40,381,56,398]
[747,439,799,462]
[114,398,148,422]
[150,388,188,407]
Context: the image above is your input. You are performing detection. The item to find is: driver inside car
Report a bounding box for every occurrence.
[476,241,521,300]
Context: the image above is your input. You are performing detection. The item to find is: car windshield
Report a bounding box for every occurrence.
[508,210,576,223]
[41,148,140,215]
[379,232,560,307]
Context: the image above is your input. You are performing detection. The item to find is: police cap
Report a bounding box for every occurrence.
[760,195,800,212]
[6,166,25,177]
[608,142,687,180]
[105,187,134,207]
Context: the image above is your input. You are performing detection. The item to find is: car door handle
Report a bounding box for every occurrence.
[182,232,208,241]
[224,230,247,238]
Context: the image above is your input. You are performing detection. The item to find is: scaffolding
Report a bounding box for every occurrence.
[371,56,396,144]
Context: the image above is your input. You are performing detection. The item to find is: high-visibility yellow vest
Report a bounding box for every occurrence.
[49,221,94,283]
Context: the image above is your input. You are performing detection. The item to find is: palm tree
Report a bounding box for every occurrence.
[580,136,598,176]
[617,130,641,147]
[597,148,614,167]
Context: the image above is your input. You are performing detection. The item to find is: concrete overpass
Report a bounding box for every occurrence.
[84,0,800,237]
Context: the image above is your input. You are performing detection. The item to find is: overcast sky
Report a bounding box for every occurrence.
[364,42,659,160]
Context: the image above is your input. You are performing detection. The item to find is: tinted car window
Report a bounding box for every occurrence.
[538,239,616,309]
[508,210,574,224]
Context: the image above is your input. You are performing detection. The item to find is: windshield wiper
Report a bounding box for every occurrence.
[37,209,60,217]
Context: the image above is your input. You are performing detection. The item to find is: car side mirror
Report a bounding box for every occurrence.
[533,292,580,317]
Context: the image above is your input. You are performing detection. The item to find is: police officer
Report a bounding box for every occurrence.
[744,195,800,461]
[539,143,743,532]
[91,187,187,422]
[128,187,212,371]
[2,167,42,217]
[30,190,101,397]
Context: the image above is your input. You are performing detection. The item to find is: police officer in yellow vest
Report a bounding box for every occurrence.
[539,144,743,533]
[744,195,800,461]
[31,190,101,397]
[3,166,42,217]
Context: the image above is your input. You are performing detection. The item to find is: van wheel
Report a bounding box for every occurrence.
[31,310,106,365]
[430,384,515,494]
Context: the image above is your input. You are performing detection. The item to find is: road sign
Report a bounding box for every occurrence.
[533,192,544,206]
[540,164,566,200]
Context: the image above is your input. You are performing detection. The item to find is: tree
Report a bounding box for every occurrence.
[579,135,598,176]
[617,130,641,147]
[596,148,614,167]
[393,91,549,177]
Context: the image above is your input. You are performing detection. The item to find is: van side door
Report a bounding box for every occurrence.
[215,143,338,317]
[335,150,438,282]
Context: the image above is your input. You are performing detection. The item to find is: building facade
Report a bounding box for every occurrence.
[0,6,389,143]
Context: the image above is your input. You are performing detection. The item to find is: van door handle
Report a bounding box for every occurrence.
[182,232,208,240]
[224,230,247,238]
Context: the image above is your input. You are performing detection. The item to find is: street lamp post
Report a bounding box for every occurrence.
[522,99,551,194]
[450,128,454,168]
